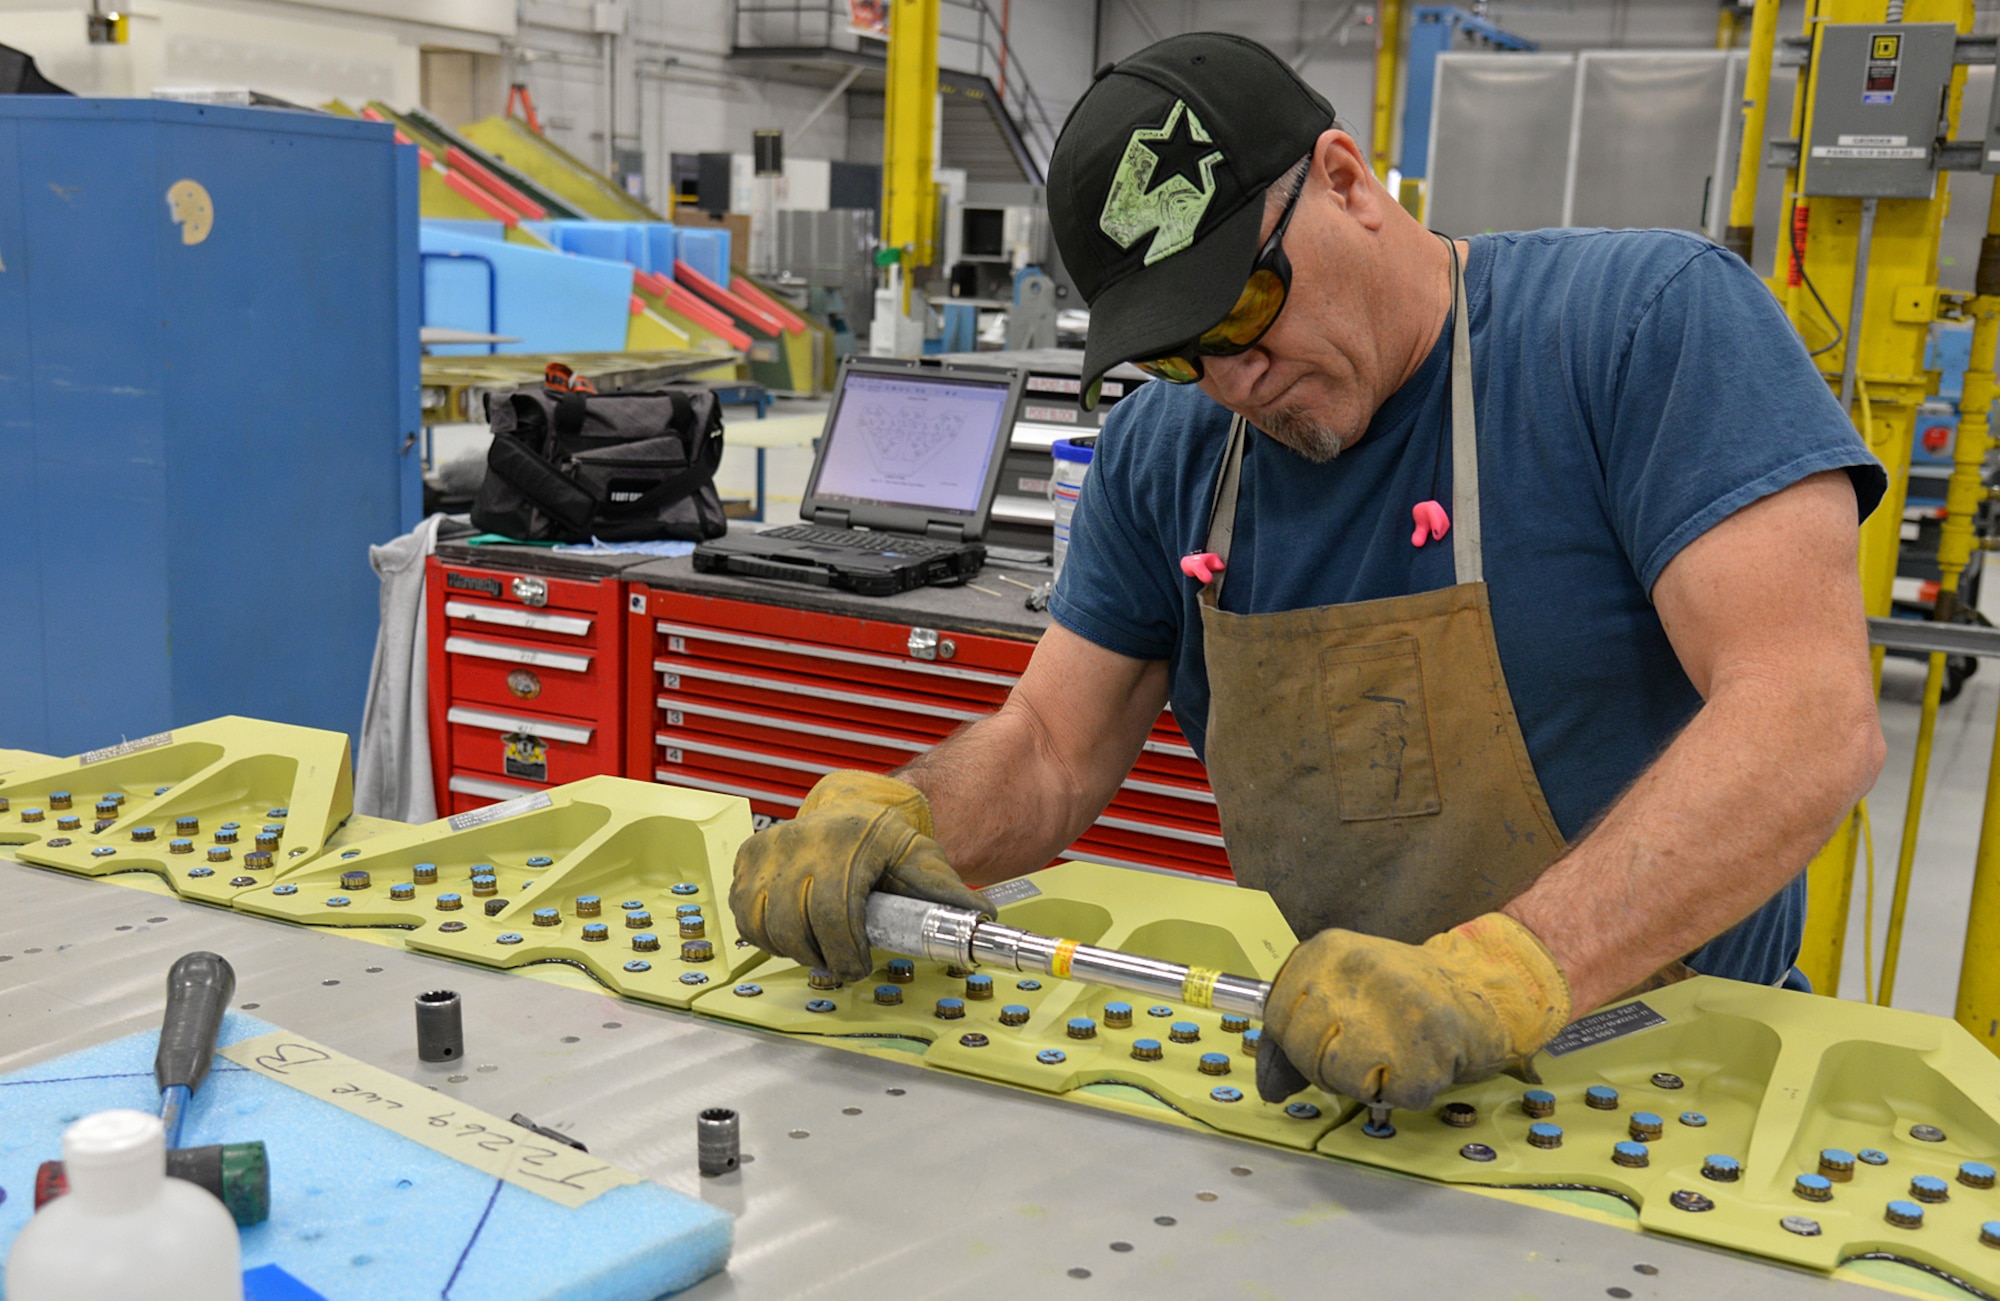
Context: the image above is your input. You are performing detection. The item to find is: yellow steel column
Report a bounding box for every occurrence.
[883,0,940,306]
[1789,0,1969,995]
[1371,0,1404,183]
[1721,0,1780,265]
[1952,183,2000,1045]
[1717,3,1744,49]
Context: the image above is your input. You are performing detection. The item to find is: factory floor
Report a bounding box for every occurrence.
[570,396,1997,1019]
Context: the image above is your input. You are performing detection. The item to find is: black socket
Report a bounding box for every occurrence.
[416,989,464,1062]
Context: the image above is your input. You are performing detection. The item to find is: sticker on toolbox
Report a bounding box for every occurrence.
[504,733,550,784]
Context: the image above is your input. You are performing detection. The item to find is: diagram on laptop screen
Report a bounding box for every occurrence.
[813,372,1010,514]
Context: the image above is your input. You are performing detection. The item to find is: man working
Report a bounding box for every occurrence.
[731,33,1887,1111]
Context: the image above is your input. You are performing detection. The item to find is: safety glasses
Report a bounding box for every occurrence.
[1133,170,1306,384]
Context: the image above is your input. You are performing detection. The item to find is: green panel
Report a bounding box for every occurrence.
[234,776,761,1009]
[690,860,1348,1149]
[4,717,353,907]
[1318,976,2000,1292]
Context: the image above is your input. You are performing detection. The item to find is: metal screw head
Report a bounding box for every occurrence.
[733,983,763,997]
[496,933,523,945]
[1018,979,1043,991]
[188,867,214,878]
[273,885,298,896]
[959,1033,990,1048]
[625,960,652,973]
[1459,1143,1497,1162]
[1912,1124,1948,1143]
[670,883,699,896]
[90,847,116,858]
[806,999,836,1013]
[1679,1111,1708,1128]
[1285,1102,1321,1121]
[1209,1087,1243,1103]
[1858,1149,1890,1166]
[1669,1189,1716,1213]
[1036,1049,1067,1065]
[1780,1215,1823,1237]
[679,972,708,986]
[439,921,467,933]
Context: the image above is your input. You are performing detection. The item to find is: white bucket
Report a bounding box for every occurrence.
[1050,437,1096,579]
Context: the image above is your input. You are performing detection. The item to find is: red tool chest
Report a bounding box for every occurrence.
[623,578,1230,879]
[424,549,635,816]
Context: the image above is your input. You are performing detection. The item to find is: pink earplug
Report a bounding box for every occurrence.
[1411,500,1450,548]
[1180,552,1227,584]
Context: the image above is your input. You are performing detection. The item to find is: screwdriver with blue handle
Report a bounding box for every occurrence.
[34,952,271,1226]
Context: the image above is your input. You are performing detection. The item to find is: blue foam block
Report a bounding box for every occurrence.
[0,1015,731,1301]
[419,227,633,355]
[673,229,730,290]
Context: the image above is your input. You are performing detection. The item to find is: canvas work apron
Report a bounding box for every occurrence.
[1196,244,1567,944]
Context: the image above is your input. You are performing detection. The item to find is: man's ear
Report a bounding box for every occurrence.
[1317,128,1385,231]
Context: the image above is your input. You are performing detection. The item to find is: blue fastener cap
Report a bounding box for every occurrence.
[1887,1199,1926,1225]
[1199,1052,1229,1067]
[1632,1111,1662,1127]
[937,998,965,1011]
[1242,1027,1262,1045]
[1705,1155,1741,1173]
[1133,1038,1162,1052]
[1822,1148,1855,1164]
[1067,1017,1096,1032]
[676,903,704,916]
[1914,1175,1950,1194]
[1001,1004,1030,1017]
[1585,1085,1619,1103]
[1528,1122,1562,1141]
[622,900,646,910]
[874,985,902,999]
[527,856,553,867]
[1037,1049,1067,1065]
[887,959,915,976]
[967,974,995,990]
[1171,1021,1199,1036]
[1614,1141,1649,1160]
[1103,1000,1131,1015]
[1963,1161,1996,1180]
[577,895,601,907]
[1796,1174,1832,1193]
[220,821,240,831]
[532,908,560,921]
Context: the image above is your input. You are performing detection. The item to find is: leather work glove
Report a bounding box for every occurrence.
[1255,913,1572,1112]
[729,769,993,983]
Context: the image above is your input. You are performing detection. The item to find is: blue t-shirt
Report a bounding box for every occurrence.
[1050,228,1886,986]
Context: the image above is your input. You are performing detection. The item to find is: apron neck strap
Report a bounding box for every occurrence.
[1445,236,1483,585]
[1197,236,1482,600]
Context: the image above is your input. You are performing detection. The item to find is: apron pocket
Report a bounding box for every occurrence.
[1320,638,1442,822]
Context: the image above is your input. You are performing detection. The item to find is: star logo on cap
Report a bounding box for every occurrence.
[1098,100,1225,266]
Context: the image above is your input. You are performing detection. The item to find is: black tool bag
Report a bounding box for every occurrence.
[471,369,728,543]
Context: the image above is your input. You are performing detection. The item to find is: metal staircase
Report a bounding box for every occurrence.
[731,0,1058,185]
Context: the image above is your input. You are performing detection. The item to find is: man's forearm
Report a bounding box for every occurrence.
[1504,668,1883,1013]
[892,699,1117,886]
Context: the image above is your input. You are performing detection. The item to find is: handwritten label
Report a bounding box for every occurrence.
[221,1031,640,1208]
[447,790,553,833]
[1543,999,1667,1058]
[79,732,173,765]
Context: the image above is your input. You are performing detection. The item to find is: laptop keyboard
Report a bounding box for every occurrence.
[760,524,965,556]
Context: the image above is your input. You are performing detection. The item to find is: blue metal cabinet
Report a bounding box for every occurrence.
[0,99,420,756]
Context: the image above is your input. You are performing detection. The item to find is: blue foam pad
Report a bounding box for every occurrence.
[0,1014,731,1300]
[418,227,633,355]
[672,229,730,289]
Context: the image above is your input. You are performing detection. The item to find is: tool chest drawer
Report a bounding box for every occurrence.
[427,556,629,814]
[627,582,1233,880]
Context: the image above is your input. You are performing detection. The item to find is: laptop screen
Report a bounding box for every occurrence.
[809,368,1013,516]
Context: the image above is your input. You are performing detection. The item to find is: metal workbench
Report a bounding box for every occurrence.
[0,859,1879,1299]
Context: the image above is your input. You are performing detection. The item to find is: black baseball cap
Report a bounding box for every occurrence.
[1047,34,1336,404]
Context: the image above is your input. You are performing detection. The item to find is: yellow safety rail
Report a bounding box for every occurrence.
[884,0,941,306]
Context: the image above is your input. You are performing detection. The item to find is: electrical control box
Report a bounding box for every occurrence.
[1804,22,1957,198]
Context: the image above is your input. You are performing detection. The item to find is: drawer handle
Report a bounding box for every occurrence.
[444,600,592,637]
[446,706,594,746]
[512,576,549,607]
[444,635,592,674]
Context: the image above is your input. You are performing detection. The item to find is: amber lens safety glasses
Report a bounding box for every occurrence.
[1134,173,1306,384]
